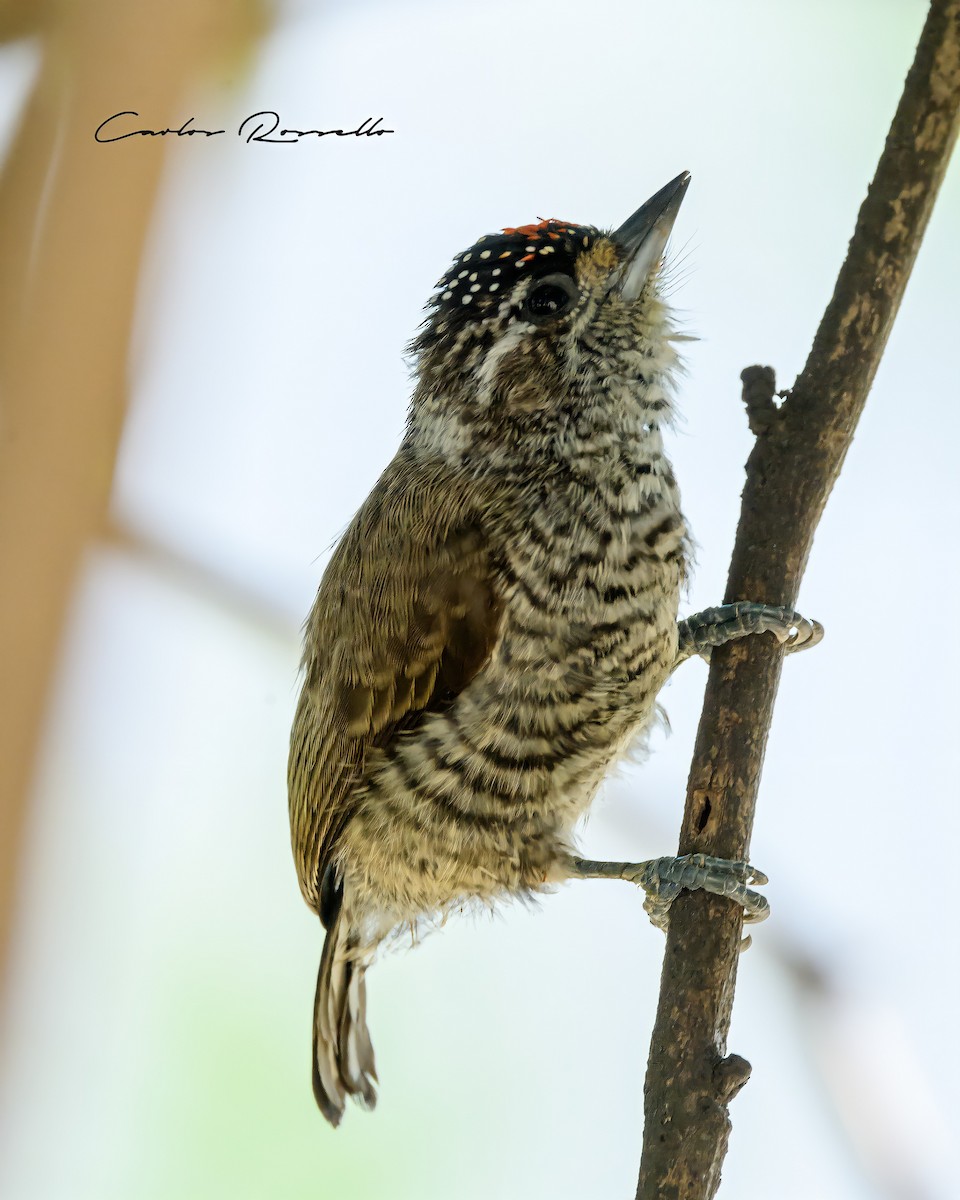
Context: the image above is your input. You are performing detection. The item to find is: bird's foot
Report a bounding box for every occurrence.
[629,854,769,933]
[571,853,769,935]
[676,601,823,667]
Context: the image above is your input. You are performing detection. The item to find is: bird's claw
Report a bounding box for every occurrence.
[624,853,770,934]
[677,601,823,666]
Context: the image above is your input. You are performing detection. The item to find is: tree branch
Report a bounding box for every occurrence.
[636,3,960,1197]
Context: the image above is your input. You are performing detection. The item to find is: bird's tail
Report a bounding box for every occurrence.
[312,905,378,1126]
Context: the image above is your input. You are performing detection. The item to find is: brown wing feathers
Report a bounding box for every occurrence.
[287,455,503,913]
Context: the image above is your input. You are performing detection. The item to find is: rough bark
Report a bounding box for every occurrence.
[636,2,960,1197]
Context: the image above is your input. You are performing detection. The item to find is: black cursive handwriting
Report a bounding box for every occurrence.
[238,112,394,143]
[95,111,396,144]
[95,112,225,142]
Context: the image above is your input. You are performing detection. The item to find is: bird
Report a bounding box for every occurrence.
[287,172,821,1126]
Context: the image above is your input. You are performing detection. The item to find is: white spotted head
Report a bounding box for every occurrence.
[408,175,691,453]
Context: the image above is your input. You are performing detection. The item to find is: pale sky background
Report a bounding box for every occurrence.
[1,2,958,1198]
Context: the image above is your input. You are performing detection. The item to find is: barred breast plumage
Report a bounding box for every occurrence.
[342,385,687,920]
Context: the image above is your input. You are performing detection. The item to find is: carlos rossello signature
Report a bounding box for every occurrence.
[94,111,394,144]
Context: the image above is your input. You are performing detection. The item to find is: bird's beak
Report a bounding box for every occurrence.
[611,171,691,301]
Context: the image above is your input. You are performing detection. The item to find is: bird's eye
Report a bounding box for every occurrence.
[522,273,578,322]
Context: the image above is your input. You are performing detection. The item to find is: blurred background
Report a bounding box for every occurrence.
[0,1,957,1198]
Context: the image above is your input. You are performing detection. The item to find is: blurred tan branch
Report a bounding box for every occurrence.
[0,0,267,992]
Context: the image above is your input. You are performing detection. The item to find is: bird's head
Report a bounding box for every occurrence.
[408,173,691,460]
